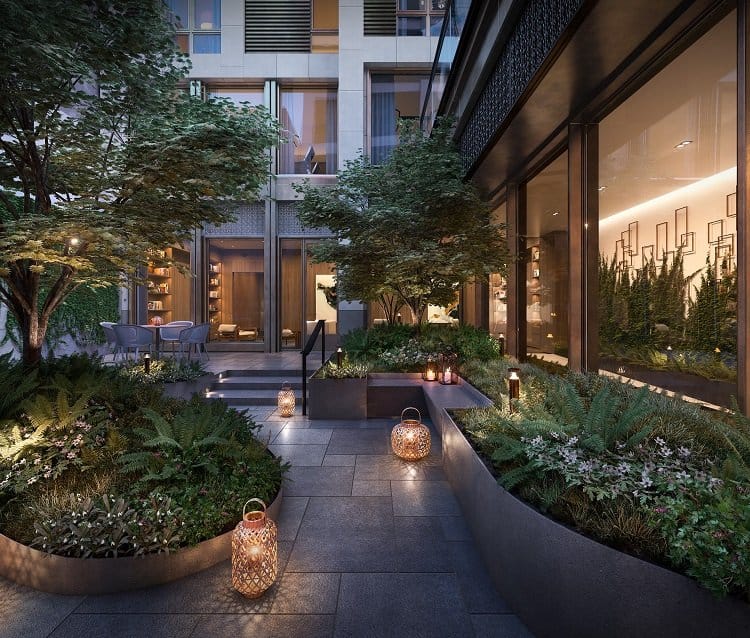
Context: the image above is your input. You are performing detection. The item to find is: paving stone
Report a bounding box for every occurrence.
[253,422,285,444]
[48,614,199,638]
[391,480,462,517]
[191,613,334,638]
[276,496,308,541]
[447,542,512,614]
[273,428,333,445]
[269,572,340,614]
[335,573,473,638]
[269,444,327,466]
[351,480,391,496]
[296,496,394,538]
[309,419,390,429]
[286,533,395,573]
[353,455,438,482]
[326,429,392,455]
[322,454,356,466]
[392,517,453,572]
[470,614,535,637]
[284,466,354,497]
[0,578,84,638]
[439,516,474,542]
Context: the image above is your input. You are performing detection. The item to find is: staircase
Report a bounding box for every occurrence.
[205,369,304,406]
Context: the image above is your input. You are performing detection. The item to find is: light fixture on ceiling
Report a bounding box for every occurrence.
[674,140,693,149]
[598,186,607,192]
[551,210,560,216]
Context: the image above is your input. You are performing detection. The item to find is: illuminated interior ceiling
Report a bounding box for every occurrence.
[209,239,264,250]
[598,12,736,220]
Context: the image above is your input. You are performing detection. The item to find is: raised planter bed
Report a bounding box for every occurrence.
[0,489,282,596]
[160,373,217,400]
[308,376,367,419]
[423,389,750,638]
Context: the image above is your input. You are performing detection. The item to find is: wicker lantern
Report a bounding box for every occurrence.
[422,357,437,382]
[391,407,431,460]
[439,353,459,385]
[232,498,278,598]
[277,382,295,417]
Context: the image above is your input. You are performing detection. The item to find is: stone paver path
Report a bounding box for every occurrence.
[0,354,534,638]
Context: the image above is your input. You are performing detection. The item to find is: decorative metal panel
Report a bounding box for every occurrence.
[245,0,311,52]
[364,0,396,36]
[278,201,332,236]
[203,203,266,236]
[459,0,584,170]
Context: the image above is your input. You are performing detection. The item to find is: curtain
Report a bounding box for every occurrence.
[371,76,396,164]
[325,90,337,174]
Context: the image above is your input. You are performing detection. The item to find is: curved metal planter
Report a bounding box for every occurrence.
[424,392,750,638]
[0,490,282,596]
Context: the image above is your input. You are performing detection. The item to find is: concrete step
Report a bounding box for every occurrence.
[220,369,304,378]
[212,376,303,391]
[205,388,303,406]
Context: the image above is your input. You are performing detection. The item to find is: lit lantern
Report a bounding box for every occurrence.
[143,353,151,374]
[277,382,295,417]
[391,407,431,460]
[423,357,437,382]
[508,367,521,413]
[439,353,458,385]
[232,498,278,598]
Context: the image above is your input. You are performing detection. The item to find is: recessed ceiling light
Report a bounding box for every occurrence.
[551,211,560,216]
[674,140,693,149]
[598,186,607,192]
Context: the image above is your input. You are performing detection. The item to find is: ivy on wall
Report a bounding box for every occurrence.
[1,284,119,353]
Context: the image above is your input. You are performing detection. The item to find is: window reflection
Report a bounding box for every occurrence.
[279,88,338,175]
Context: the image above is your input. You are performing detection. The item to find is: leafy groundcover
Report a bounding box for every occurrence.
[456,358,750,601]
[0,354,286,557]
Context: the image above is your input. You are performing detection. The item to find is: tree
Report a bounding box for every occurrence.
[295,119,508,325]
[0,0,279,365]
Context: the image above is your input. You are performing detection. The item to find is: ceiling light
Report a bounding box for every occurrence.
[674,140,693,149]
[551,211,560,216]
[598,186,607,192]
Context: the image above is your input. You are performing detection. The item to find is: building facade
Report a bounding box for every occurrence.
[136,0,443,351]
[431,0,747,410]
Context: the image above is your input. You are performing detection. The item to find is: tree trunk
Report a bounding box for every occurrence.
[20,310,47,367]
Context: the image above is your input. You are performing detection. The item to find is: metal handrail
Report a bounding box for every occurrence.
[300,319,326,416]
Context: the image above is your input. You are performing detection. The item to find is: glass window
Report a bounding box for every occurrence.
[396,0,444,37]
[206,239,265,344]
[397,17,426,36]
[371,74,429,164]
[194,0,220,29]
[166,0,220,54]
[278,87,338,175]
[167,0,189,29]
[598,12,736,406]
[399,0,426,9]
[489,203,507,338]
[208,87,265,107]
[312,0,339,52]
[193,33,220,54]
[526,153,569,359]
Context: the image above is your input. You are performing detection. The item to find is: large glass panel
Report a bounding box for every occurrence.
[489,202,507,339]
[306,243,337,342]
[312,0,339,52]
[193,0,220,29]
[280,239,303,349]
[598,12,737,406]
[208,87,264,107]
[397,16,426,36]
[526,153,569,359]
[279,88,338,175]
[207,239,264,343]
[167,0,189,29]
[371,74,429,163]
[193,33,220,54]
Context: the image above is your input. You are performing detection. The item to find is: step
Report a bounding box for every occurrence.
[205,389,303,406]
[212,376,303,390]
[220,369,304,378]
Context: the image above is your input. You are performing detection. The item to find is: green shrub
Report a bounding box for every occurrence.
[315,357,369,379]
[117,358,207,384]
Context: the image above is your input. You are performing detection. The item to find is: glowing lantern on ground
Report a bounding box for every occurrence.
[277,382,295,417]
[231,498,278,598]
[391,407,431,461]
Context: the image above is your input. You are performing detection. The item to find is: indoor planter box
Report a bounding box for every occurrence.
[307,375,367,419]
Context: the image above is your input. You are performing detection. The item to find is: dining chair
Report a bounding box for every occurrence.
[178,323,210,361]
[112,324,155,361]
[100,321,124,362]
[159,321,194,357]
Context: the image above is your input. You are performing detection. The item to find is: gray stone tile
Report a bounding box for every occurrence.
[276,496,309,541]
[391,480,462,516]
[274,428,333,444]
[191,614,334,638]
[269,572,340,614]
[392,517,452,572]
[253,422,285,444]
[471,614,535,638]
[268,444,327,466]
[286,534,395,573]
[296,497,393,538]
[309,419,390,429]
[335,573,473,638]
[0,578,83,638]
[354,454,438,482]
[326,429,392,455]
[284,466,354,496]
[440,516,474,541]
[49,614,199,638]
[352,480,391,496]
[322,454,356,466]
[447,542,511,614]
[265,415,309,426]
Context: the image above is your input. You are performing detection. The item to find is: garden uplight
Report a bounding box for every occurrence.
[232,498,278,598]
[391,407,431,461]
[277,382,295,417]
[508,368,521,412]
[143,353,151,374]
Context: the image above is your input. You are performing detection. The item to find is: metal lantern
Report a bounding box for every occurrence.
[508,367,521,413]
[232,498,278,598]
[391,407,431,461]
[439,353,459,385]
[422,357,437,382]
[277,382,295,417]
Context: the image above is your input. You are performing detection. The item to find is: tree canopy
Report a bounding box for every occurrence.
[295,119,507,324]
[0,0,279,364]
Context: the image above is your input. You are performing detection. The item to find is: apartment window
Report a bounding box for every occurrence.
[370,73,429,163]
[279,87,338,174]
[312,0,339,52]
[208,87,265,107]
[397,0,446,37]
[167,0,221,54]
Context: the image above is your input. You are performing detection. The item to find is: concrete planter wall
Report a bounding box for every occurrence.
[424,392,750,638]
[160,373,216,400]
[308,376,367,419]
[0,490,282,596]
